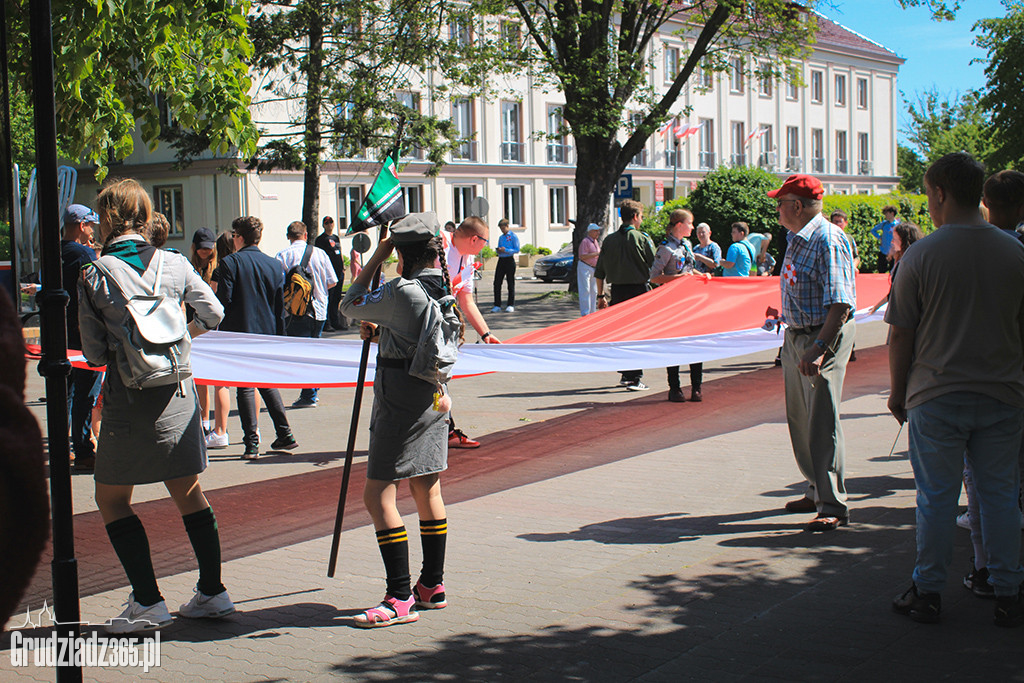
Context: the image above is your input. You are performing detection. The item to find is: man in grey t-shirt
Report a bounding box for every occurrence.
[887,152,1024,626]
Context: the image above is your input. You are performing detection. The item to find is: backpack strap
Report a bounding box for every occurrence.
[92,251,164,298]
[300,244,314,274]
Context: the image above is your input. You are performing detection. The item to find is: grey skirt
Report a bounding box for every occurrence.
[366,365,449,481]
[94,369,207,486]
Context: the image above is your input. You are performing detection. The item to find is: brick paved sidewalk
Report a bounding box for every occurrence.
[4,332,1021,681]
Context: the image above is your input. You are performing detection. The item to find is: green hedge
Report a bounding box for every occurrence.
[639,197,690,245]
[823,193,932,270]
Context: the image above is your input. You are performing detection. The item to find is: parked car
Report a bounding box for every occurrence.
[533,245,574,283]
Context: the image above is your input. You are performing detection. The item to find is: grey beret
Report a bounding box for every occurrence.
[390,211,440,244]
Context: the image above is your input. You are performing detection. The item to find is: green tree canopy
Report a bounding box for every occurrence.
[975,1,1024,170]
[8,0,259,180]
[687,165,780,249]
[903,89,992,168]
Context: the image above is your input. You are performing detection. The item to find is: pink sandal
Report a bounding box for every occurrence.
[353,595,418,628]
[413,581,448,610]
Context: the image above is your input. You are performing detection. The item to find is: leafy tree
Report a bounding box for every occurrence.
[247,0,511,231]
[7,0,259,180]
[902,89,992,168]
[897,144,925,194]
[687,165,780,250]
[975,2,1024,170]
[504,0,815,255]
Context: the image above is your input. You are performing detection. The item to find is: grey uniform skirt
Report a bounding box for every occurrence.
[367,363,449,481]
[94,369,207,486]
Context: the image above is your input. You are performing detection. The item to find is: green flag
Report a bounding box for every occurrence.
[347,148,405,234]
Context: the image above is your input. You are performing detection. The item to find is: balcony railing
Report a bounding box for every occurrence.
[547,143,571,164]
[730,153,747,167]
[835,158,849,174]
[858,160,873,175]
[698,151,716,169]
[811,157,824,173]
[452,141,477,162]
[785,156,802,172]
[501,142,524,163]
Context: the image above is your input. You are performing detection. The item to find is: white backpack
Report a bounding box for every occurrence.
[407,280,462,386]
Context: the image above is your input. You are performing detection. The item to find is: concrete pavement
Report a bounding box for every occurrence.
[3,281,1021,681]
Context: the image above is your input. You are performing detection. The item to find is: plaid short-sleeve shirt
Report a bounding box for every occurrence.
[780,214,857,328]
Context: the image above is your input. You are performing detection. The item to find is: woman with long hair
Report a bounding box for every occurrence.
[340,213,463,628]
[78,179,234,632]
[189,228,229,447]
[868,221,924,315]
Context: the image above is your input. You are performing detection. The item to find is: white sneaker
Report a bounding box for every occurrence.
[491,306,501,313]
[105,593,172,634]
[505,305,515,312]
[179,587,236,619]
[626,381,649,392]
[956,511,970,529]
[206,431,229,449]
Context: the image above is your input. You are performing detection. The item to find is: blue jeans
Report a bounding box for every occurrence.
[67,368,102,458]
[285,316,325,402]
[907,392,1023,596]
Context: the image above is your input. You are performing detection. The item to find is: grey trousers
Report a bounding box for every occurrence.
[782,319,855,519]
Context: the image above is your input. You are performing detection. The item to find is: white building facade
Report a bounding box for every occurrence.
[74,11,902,256]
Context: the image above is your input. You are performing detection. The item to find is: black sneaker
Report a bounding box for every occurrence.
[963,566,995,599]
[242,443,260,461]
[994,587,1024,628]
[892,583,941,623]
[270,434,298,451]
[667,388,685,403]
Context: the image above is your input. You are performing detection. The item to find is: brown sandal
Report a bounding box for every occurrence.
[807,516,849,532]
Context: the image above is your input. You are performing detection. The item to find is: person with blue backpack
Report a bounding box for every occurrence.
[341,212,464,628]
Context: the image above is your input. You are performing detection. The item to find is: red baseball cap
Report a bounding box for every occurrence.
[768,174,825,200]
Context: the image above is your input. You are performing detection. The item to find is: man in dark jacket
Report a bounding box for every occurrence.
[313,215,347,330]
[214,216,297,459]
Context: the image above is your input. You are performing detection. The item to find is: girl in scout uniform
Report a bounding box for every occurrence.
[341,212,463,628]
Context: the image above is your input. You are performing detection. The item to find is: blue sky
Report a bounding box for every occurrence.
[820,1,1005,138]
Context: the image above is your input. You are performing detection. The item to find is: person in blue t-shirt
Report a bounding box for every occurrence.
[492,218,520,312]
[719,222,756,277]
[870,205,898,273]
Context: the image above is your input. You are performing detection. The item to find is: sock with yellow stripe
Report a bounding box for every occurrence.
[418,518,447,587]
[375,526,411,599]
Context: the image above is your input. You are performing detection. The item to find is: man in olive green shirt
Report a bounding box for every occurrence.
[595,199,656,390]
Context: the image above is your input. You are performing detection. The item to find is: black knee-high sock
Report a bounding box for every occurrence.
[105,515,162,606]
[182,507,226,597]
[419,518,447,587]
[376,526,411,599]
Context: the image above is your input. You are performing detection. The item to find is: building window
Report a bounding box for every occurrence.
[699,60,714,90]
[857,77,869,109]
[858,132,872,175]
[549,186,568,226]
[810,129,824,173]
[758,63,773,98]
[629,113,649,166]
[664,45,680,82]
[154,185,184,236]
[451,99,476,161]
[500,21,522,49]
[501,101,524,162]
[786,126,800,171]
[835,73,847,106]
[449,20,471,47]
[786,80,799,101]
[836,130,848,174]
[337,185,363,231]
[729,58,744,94]
[401,185,423,214]
[699,118,715,169]
[730,121,746,167]
[396,91,423,159]
[758,124,775,167]
[503,185,524,228]
[810,70,823,103]
[546,105,570,164]
[452,185,476,223]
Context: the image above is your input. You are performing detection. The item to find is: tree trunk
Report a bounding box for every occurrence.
[568,137,625,291]
[301,2,324,240]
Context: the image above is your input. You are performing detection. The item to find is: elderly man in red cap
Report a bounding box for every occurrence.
[769,174,857,532]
